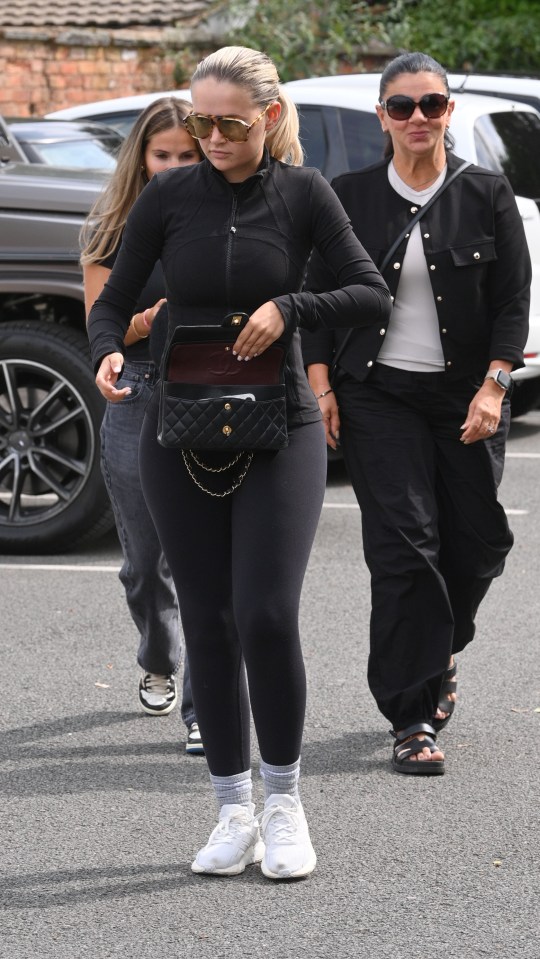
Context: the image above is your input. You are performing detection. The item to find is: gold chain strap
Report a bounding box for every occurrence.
[189,451,246,473]
[182,450,254,497]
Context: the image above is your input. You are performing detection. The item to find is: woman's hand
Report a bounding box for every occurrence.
[125,297,167,345]
[232,301,285,359]
[144,297,167,330]
[95,352,131,402]
[460,381,504,444]
[319,392,341,450]
[307,363,340,450]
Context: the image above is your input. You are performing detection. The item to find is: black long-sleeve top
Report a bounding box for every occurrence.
[302,153,531,381]
[88,151,391,425]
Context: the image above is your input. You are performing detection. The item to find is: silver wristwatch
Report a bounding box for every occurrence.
[484,369,513,391]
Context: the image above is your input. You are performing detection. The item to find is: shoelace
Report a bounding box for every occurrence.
[258,803,300,845]
[143,673,173,695]
[207,811,253,846]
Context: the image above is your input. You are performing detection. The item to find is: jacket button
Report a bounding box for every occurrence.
[405,233,410,238]
[430,264,436,271]
[473,251,480,259]
[367,360,374,367]
[437,295,442,302]
[393,262,401,270]
[446,360,452,367]
[441,328,447,334]
[410,206,418,213]
[423,233,430,238]
[379,329,386,335]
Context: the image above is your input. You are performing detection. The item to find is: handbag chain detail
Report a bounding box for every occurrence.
[181,450,254,497]
[158,312,289,495]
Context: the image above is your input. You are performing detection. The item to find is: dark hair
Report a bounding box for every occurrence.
[379,51,455,157]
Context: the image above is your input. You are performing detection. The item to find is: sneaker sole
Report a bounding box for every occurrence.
[191,839,265,876]
[185,744,205,755]
[261,849,317,880]
[138,697,178,716]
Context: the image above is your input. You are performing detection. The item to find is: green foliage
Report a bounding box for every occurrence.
[222,0,540,79]
[223,0,392,80]
[390,0,540,74]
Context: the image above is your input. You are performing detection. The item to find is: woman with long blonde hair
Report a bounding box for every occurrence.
[81,97,205,752]
[88,47,390,879]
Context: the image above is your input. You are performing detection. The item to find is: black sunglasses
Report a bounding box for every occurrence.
[183,107,268,143]
[379,93,450,121]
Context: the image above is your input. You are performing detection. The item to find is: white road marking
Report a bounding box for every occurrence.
[506,452,540,458]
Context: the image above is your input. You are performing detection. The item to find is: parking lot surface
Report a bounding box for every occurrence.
[1,411,539,959]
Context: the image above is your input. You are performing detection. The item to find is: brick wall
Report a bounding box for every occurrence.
[0,28,200,116]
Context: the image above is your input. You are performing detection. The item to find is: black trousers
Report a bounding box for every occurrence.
[337,364,513,731]
[139,395,327,776]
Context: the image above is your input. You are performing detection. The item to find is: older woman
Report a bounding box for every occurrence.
[303,52,531,775]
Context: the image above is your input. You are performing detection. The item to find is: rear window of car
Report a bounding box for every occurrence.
[474,111,540,205]
[80,112,137,137]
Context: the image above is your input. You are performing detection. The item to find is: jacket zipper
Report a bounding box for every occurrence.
[226,194,238,307]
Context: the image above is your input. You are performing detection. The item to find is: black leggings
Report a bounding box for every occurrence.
[140,398,327,775]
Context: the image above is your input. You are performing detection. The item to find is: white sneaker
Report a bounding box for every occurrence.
[138,672,177,715]
[185,722,205,756]
[260,793,316,879]
[191,803,264,876]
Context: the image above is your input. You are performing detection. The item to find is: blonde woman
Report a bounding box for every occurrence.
[81,98,205,752]
[88,48,391,879]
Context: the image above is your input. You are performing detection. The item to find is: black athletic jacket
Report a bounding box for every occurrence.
[87,151,391,425]
[302,152,530,381]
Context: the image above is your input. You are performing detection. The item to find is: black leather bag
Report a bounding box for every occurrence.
[157,313,289,452]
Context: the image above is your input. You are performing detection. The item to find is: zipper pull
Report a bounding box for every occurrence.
[230,225,237,234]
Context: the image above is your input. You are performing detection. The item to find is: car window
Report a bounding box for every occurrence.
[474,111,540,205]
[339,108,385,170]
[81,112,139,137]
[25,138,120,170]
[297,105,384,178]
[297,107,327,171]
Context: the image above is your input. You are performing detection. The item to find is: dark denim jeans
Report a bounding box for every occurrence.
[100,360,195,727]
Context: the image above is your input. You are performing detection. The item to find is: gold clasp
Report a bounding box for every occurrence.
[224,403,232,411]
[222,425,233,436]
[231,314,243,326]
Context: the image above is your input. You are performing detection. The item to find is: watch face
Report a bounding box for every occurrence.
[497,370,513,390]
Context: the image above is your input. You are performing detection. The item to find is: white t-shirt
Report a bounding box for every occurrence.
[377,161,447,372]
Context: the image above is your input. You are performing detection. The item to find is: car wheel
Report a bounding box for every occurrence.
[0,321,114,553]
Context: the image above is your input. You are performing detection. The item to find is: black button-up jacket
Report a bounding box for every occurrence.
[302,152,531,381]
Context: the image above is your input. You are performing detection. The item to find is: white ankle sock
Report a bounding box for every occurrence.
[260,758,300,802]
[210,769,253,810]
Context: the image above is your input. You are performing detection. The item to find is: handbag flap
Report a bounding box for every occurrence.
[165,326,287,386]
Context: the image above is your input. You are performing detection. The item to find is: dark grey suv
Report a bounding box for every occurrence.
[0,117,114,553]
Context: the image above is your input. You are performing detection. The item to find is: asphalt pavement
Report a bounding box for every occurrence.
[1,411,539,959]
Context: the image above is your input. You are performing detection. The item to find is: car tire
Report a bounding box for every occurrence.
[0,321,114,553]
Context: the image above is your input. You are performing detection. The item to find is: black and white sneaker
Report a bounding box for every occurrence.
[138,672,177,716]
[186,722,205,755]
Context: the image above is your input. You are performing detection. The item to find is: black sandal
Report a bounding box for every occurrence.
[391,723,445,776]
[432,661,457,732]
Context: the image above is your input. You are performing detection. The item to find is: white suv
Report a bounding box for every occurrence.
[48,78,540,413]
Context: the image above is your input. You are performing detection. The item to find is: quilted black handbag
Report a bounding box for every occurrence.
[157,313,289,453]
